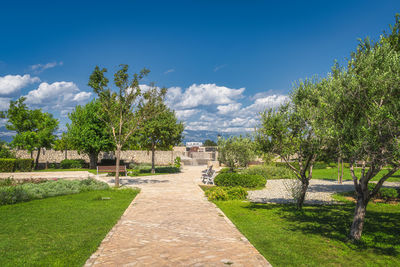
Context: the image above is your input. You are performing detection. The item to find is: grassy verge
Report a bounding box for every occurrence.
[215,200,400,266]
[312,167,400,182]
[0,188,139,266]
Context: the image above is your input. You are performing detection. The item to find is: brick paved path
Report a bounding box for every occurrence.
[85,166,270,266]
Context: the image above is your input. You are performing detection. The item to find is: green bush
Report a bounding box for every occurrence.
[99,159,125,166]
[0,178,109,205]
[205,187,229,201]
[15,159,33,172]
[174,157,181,169]
[214,173,266,188]
[60,159,86,169]
[368,184,399,200]
[0,159,15,172]
[226,186,248,200]
[204,186,248,201]
[219,167,236,174]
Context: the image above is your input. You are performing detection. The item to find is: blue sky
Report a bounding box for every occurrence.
[0,0,399,137]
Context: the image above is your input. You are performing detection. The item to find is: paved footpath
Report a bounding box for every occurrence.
[86,166,270,266]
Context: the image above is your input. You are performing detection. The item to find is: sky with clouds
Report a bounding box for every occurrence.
[0,0,399,138]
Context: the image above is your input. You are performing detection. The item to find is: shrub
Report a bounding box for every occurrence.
[0,159,15,172]
[60,159,86,169]
[205,187,229,201]
[214,173,266,188]
[368,183,399,200]
[226,186,248,200]
[99,159,125,166]
[15,159,33,172]
[218,167,236,174]
[0,177,14,187]
[174,156,181,169]
[0,178,109,205]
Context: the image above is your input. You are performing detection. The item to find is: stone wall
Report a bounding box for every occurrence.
[15,149,186,166]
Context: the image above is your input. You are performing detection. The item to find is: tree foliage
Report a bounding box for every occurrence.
[66,99,115,168]
[204,139,217,146]
[5,97,58,168]
[218,136,256,171]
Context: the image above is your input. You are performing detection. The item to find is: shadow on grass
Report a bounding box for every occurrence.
[245,202,400,256]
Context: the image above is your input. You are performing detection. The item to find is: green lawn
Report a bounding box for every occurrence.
[312,167,400,182]
[216,200,400,267]
[0,188,139,266]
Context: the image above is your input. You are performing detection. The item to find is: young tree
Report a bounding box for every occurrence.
[54,133,73,160]
[218,136,256,171]
[5,97,58,169]
[256,79,325,209]
[89,65,165,187]
[322,36,400,241]
[66,99,115,168]
[136,103,184,173]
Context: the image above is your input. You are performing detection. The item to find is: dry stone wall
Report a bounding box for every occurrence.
[14,149,186,165]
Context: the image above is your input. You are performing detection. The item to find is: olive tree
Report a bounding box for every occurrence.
[256,79,325,209]
[218,136,256,171]
[322,36,400,241]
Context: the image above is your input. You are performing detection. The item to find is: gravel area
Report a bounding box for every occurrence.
[248,179,400,205]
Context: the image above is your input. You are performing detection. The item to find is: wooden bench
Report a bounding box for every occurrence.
[96,165,127,176]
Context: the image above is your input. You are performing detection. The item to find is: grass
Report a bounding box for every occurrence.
[312,167,400,182]
[215,200,400,266]
[0,188,139,266]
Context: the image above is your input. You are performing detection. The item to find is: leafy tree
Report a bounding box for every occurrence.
[5,97,58,169]
[321,33,400,240]
[204,139,217,146]
[66,100,114,168]
[89,65,165,187]
[218,136,255,171]
[256,79,325,209]
[136,103,184,173]
[54,133,73,160]
[0,141,15,158]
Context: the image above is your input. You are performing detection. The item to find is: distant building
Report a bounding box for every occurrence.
[186,142,203,148]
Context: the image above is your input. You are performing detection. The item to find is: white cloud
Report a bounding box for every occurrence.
[214,64,227,72]
[0,74,40,95]
[166,83,245,109]
[175,109,199,120]
[164,69,175,74]
[30,61,63,73]
[25,81,92,115]
[241,94,289,116]
[217,103,242,115]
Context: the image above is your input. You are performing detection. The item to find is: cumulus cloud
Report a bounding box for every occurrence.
[217,103,242,115]
[0,97,11,110]
[166,83,245,109]
[241,94,289,116]
[175,109,199,120]
[0,74,40,95]
[25,81,92,115]
[30,61,63,73]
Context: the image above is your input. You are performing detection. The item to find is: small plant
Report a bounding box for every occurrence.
[60,159,86,169]
[174,156,181,169]
[205,187,229,201]
[214,173,266,188]
[226,186,248,200]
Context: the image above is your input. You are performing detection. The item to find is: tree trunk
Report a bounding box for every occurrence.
[349,194,368,241]
[297,177,309,210]
[34,147,41,170]
[89,153,98,169]
[151,143,156,174]
[115,145,121,188]
[64,150,68,160]
[337,157,341,184]
[341,159,344,183]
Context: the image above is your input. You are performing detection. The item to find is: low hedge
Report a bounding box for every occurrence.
[241,165,295,180]
[205,186,248,201]
[214,173,266,188]
[0,158,34,172]
[60,159,86,169]
[0,178,109,205]
[368,184,399,200]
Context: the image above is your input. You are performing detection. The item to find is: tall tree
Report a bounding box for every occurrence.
[136,103,183,173]
[89,65,165,187]
[5,97,58,168]
[66,99,115,168]
[218,136,256,171]
[322,35,400,241]
[256,79,325,209]
[54,133,73,160]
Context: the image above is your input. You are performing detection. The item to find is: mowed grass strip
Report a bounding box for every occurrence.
[216,200,400,267]
[312,167,400,182]
[0,189,139,266]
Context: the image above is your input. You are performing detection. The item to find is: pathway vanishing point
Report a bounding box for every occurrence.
[86,166,270,266]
